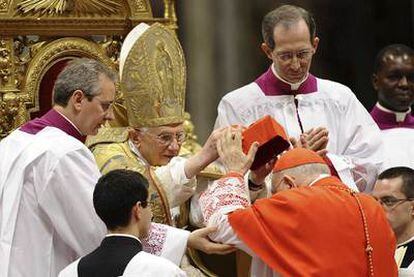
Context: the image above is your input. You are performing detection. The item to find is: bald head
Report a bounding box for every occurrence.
[271,148,330,193]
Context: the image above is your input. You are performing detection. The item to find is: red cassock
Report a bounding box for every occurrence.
[228,176,398,277]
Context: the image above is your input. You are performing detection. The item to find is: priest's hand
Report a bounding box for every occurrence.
[187,226,236,255]
[301,127,329,156]
[217,127,259,176]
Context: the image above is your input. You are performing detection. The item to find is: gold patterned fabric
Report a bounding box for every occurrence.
[89,130,172,225]
[120,23,186,128]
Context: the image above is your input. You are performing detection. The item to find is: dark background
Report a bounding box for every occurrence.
[155,0,413,141]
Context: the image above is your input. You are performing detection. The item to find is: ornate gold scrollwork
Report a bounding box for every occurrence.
[0,96,28,137]
[23,37,116,113]
[0,0,9,12]
[0,40,12,87]
[17,0,122,16]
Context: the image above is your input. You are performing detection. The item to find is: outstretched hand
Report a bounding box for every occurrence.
[187,226,236,255]
[217,127,259,176]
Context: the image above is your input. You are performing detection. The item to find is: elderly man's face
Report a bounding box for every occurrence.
[262,19,319,84]
[373,54,414,111]
[133,123,185,166]
[372,177,414,237]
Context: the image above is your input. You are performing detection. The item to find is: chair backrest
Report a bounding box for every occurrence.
[0,0,178,138]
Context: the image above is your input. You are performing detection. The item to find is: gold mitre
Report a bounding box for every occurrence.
[120,23,186,128]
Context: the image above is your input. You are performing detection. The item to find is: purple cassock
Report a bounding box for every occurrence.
[20,109,86,142]
[370,103,414,130]
[255,67,318,96]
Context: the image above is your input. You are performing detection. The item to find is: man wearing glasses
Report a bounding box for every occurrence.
[372,167,414,270]
[87,23,224,275]
[214,5,383,192]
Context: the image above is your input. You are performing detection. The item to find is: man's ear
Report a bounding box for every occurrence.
[261,43,274,60]
[284,175,298,189]
[132,202,142,221]
[312,37,320,53]
[71,90,84,112]
[128,128,143,146]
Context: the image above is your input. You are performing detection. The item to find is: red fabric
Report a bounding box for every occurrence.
[228,176,397,277]
[322,155,340,179]
[242,115,290,170]
[31,58,71,119]
[273,148,326,172]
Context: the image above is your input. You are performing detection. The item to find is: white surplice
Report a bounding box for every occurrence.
[380,128,414,171]
[59,252,186,277]
[0,127,107,277]
[58,224,190,277]
[215,75,383,192]
[198,175,280,277]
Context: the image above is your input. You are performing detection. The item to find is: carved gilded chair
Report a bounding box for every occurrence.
[0,1,250,276]
[0,0,178,137]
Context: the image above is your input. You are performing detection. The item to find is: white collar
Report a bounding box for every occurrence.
[128,139,150,166]
[54,109,84,136]
[398,235,414,247]
[308,174,331,187]
[105,233,141,243]
[271,63,309,91]
[376,102,411,122]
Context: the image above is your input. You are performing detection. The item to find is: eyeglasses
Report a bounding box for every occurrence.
[95,98,114,112]
[375,196,414,209]
[139,200,149,208]
[146,131,186,146]
[275,49,314,64]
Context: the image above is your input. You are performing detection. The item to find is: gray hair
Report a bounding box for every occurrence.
[53,58,117,106]
[272,163,330,186]
[262,5,316,50]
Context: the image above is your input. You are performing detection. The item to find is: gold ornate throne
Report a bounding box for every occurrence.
[0,2,249,276]
[0,0,178,138]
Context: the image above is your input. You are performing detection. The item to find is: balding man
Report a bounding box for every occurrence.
[199,128,397,276]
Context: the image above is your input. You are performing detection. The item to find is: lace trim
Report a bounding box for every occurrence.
[142,223,167,256]
[199,176,249,224]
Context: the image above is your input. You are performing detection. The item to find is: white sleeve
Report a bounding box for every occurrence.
[141,223,190,266]
[37,150,106,257]
[122,252,186,277]
[328,95,384,192]
[214,98,244,129]
[154,156,197,208]
[198,176,255,256]
[58,258,80,277]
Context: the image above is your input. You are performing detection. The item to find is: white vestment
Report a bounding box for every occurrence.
[58,224,190,277]
[198,175,279,276]
[215,75,383,191]
[59,252,185,277]
[380,128,414,171]
[0,127,106,277]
